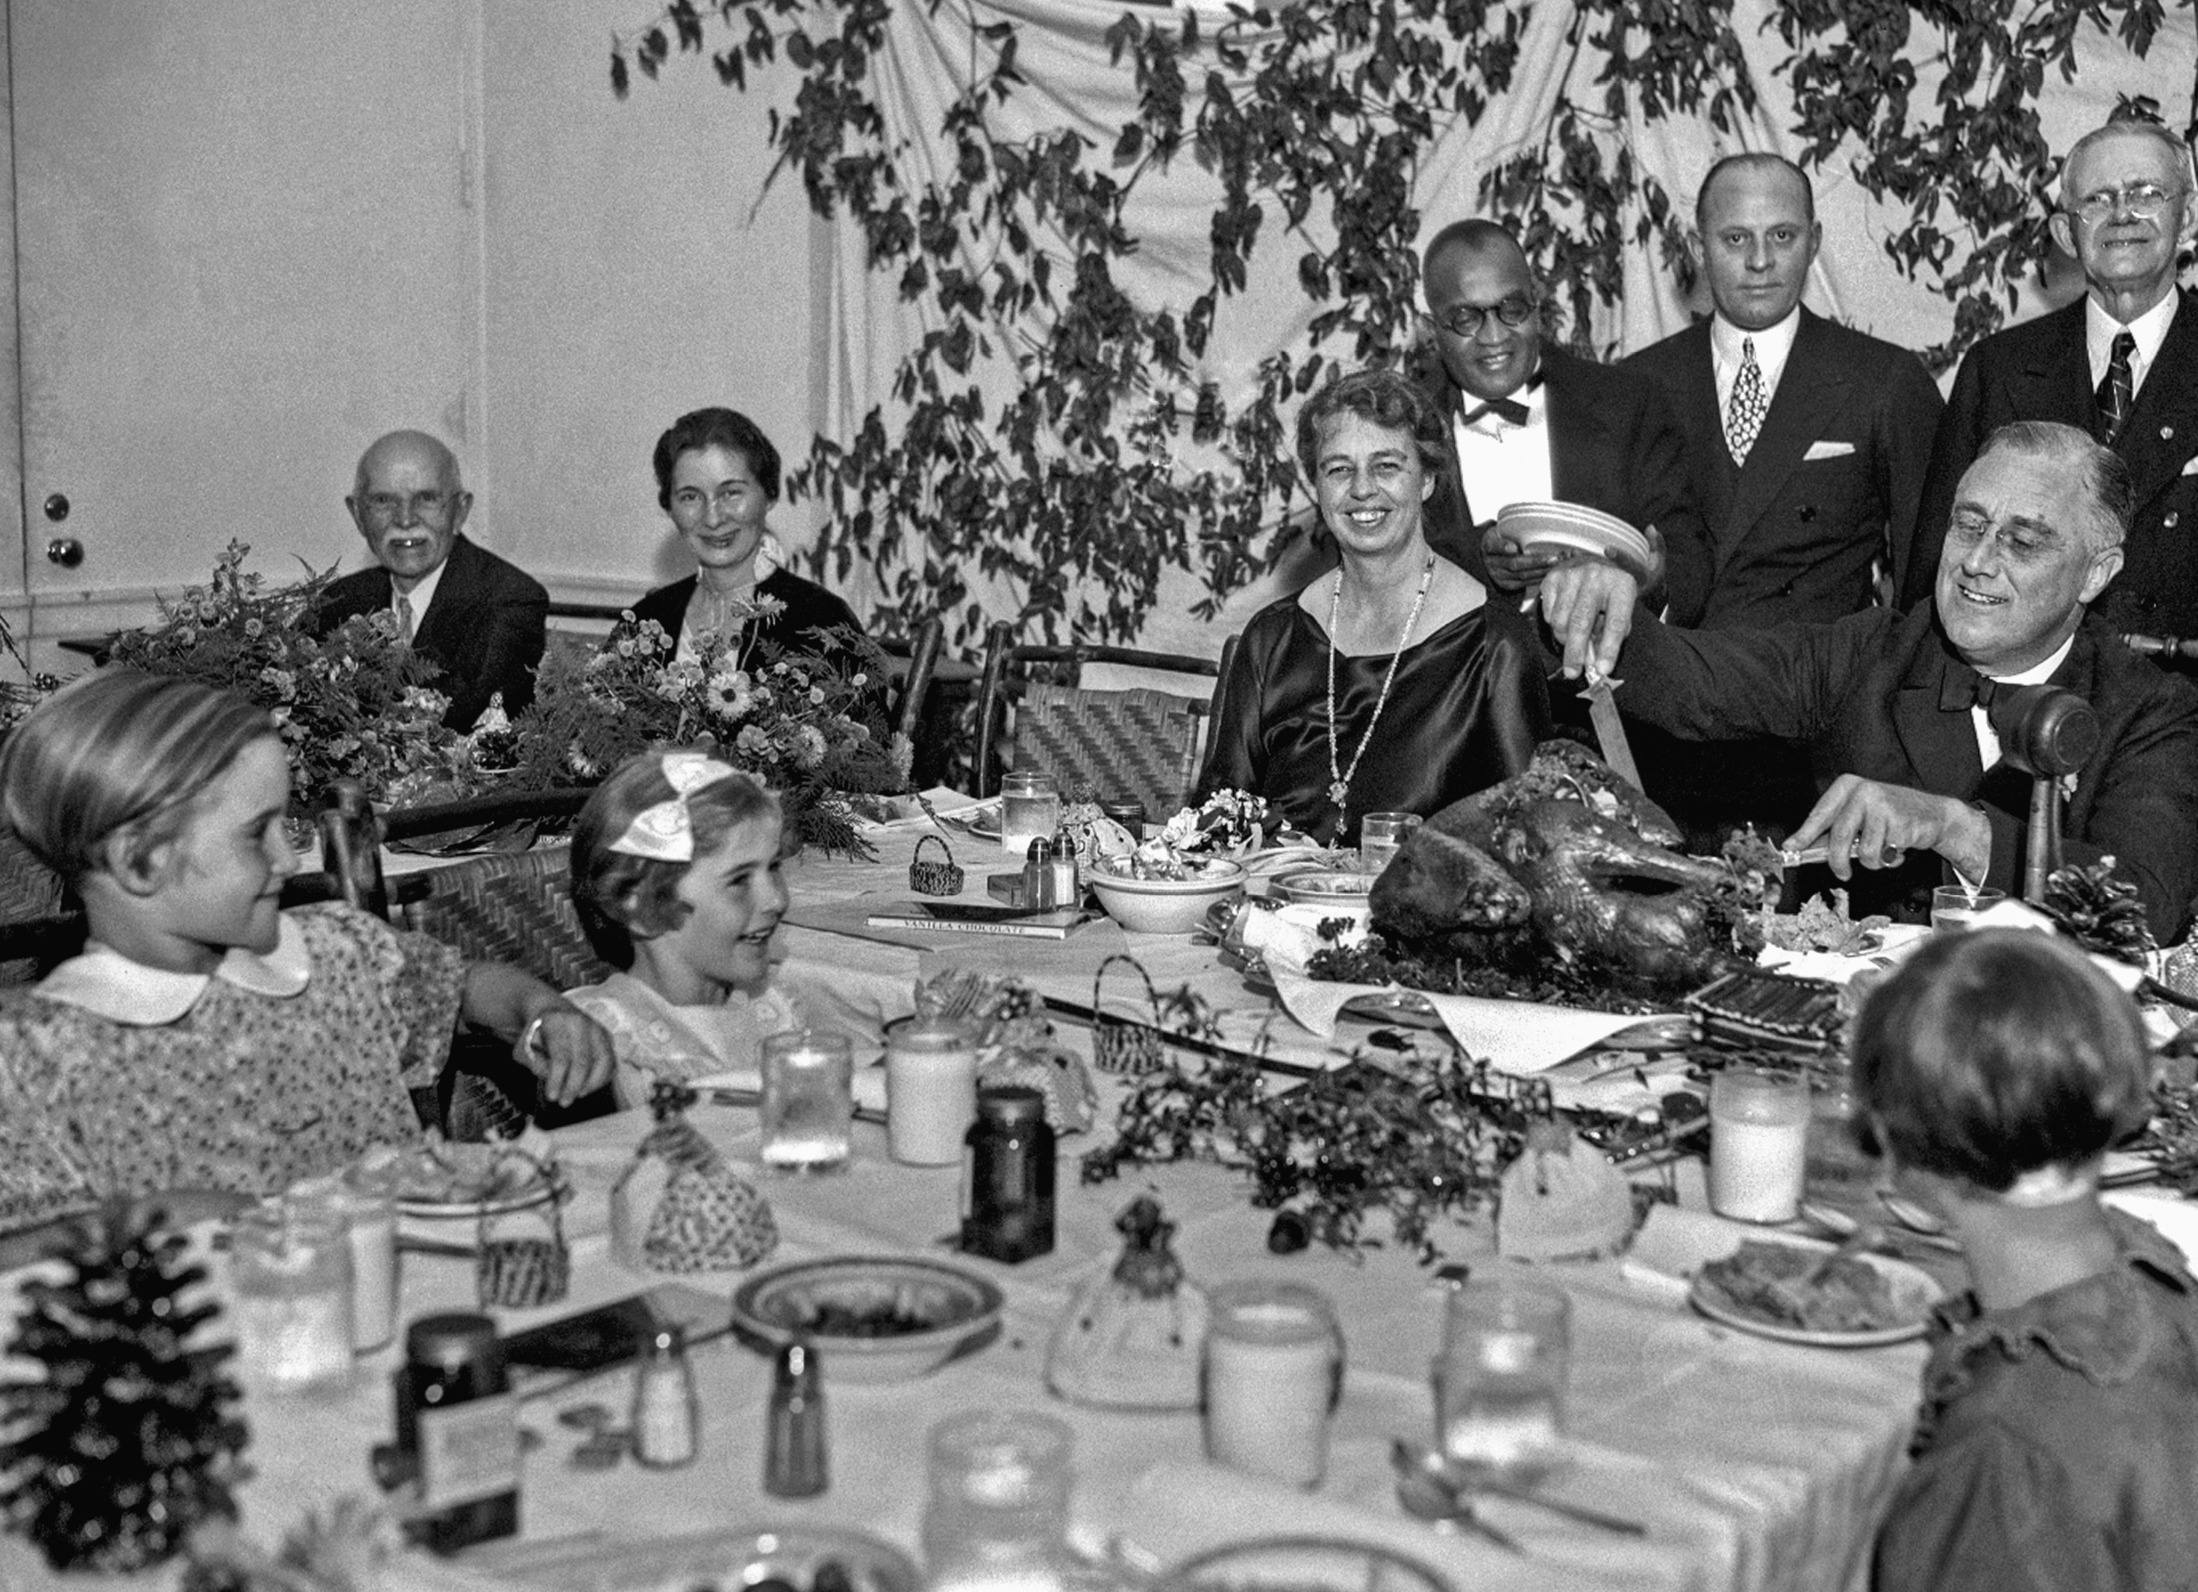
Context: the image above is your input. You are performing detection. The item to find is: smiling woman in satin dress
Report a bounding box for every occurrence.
[1196,368,1551,846]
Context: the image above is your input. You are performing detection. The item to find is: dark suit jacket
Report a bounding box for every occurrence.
[1613,602,2198,940]
[626,568,860,656]
[1623,310,1943,628]
[1416,344,1709,586]
[1905,291,2198,634]
[315,534,548,731]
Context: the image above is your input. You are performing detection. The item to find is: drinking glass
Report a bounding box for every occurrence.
[760,1029,855,1172]
[1930,884,2005,933]
[1357,811,1422,874]
[999,770,1062,859]
[1710,1067,1811,1223]
[289,1161,399,1352]
[1433,1269,1569,1481]
[922,1410,1073,1589]
[1202,1281,1345,1489]
[230,1197,355,1392]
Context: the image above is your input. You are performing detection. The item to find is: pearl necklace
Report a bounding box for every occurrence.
[1326,552,1436,828]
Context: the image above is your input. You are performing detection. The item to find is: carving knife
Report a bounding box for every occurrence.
[1578,674,1643,791]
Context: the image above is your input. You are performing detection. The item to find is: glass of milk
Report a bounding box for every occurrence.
[1203,1281,1345,1489]
[1710,1067,1812,1223]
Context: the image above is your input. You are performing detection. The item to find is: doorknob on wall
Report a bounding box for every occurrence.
[42,493,68,522]
[45,537,83,567]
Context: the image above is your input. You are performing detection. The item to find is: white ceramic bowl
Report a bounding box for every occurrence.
[1088,857,1247,934]
[730,1255,1005,1382]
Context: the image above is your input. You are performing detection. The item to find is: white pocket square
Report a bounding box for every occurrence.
[1803,440,1857,461]
[2179,454,2198,477]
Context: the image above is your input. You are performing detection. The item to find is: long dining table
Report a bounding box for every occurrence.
[0,819,1944,1592]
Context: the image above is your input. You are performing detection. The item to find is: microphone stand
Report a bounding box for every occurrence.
[1986,685,2099,906]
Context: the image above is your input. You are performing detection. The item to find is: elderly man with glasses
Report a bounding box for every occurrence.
[1411,219,1705,597]
[1539,420,2198,942]
[316,430,550,731]
[1905,118,2198,641]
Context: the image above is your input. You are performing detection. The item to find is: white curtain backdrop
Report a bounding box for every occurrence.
[803,0,2195,655]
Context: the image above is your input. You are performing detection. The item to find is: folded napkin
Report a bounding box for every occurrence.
[1269,969,1667,1075]
[852,787,992,833]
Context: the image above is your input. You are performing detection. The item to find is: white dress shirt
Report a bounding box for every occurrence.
[392,557,447,637]
[1710,307,1803,416]
[2085,290,2177,397]
[1452,382,1553,522]
[1972,636,2076,771]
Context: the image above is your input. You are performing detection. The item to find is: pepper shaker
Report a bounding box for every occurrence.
[1020,838,1058,910]
[765,1341,828,1497]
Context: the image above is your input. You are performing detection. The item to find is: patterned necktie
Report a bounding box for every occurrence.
[1725,337,1767,464]
[2096,330,2136,447]
[395,593,416,643]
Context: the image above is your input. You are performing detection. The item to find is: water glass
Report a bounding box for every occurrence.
[1357,811,1422,874]
[922,1410,1074,1589]
[1203,1281,1345,1489]
[289,1161,399,1352]
[999,770,1062,859]
[760,1029,855,1172]
[1433,1269,1569,1481]
[230,1197,355,1392]
[1710,1067,1812,1223]
[1930,884,2005,933]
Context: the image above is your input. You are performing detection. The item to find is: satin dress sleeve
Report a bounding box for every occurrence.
[1196,585,1552,845]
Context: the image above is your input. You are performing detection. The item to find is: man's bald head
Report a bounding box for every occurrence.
[346,430,472,591]
[1422,218,1531,290]
[1695,153,1815,231]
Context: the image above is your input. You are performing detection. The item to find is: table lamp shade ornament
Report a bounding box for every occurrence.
[607,751,744,861]
[0,1200,247,1574]
[1494,1120,1635,1262]
[613,1082,780,1272]
[1046,1195,1209,1410]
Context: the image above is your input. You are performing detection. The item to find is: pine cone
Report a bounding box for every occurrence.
[2044,855,2155,965]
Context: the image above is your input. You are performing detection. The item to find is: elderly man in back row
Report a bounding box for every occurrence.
[1539,420,2198,942]
[315,430,549,731]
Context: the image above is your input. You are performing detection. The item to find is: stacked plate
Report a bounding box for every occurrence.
[1495,500,1656,582]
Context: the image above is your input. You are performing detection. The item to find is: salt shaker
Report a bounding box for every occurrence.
[631,1326,698,1469]
[765,1341,827,1497]
[1048,824,1081,904]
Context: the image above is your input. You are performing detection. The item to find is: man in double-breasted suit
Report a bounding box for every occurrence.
[1537,420,2198,943]
[1621,154,1944,841]
[315,430,549,731]
[1412,219,1705,596]
[1905,119,2198,640]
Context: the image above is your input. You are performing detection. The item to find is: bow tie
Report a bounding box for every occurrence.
[1939,662,2004,713]
[1462,394,1531,427]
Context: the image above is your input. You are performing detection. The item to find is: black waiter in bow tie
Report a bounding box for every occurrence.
[1412,218,1706,599]
[1537,419,2198,941]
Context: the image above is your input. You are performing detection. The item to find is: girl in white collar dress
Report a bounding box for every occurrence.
[564,749,806,1110]
[0,670,613,1239]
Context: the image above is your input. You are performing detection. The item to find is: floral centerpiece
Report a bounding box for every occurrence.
[504,596,905,856]
[107,542,462,817]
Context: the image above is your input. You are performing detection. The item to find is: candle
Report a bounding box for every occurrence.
[886,1015,981,1165]
[1202,1282,1342,1489]
[1710,1068,1811,1223]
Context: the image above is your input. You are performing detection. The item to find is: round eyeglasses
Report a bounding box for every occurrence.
[1433,296,1538,338]
[2066,181,2183,224]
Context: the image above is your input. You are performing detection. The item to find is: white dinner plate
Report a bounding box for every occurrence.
[1496,500,1656,582]
[940,802,1003,840]
[1689,1236,1943,1348]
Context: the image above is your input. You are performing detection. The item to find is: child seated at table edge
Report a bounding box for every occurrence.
[0,670,614,1264]
[565,747,805,1110]
[1858,928,2198,1591]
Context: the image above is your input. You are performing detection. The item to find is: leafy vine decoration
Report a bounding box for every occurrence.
[613,0,2191,641]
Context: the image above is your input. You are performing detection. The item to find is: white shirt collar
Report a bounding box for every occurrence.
[394,556,448,628]
[1711,309,1803,410]
[36,914,313,1026]
[1985,634,2076,687]
[1457,380,1548,437]
[2085,290,2178,393]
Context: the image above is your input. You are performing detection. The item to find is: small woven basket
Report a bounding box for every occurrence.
[910,832,965,896]
[1091,953,1166,1075]
[475,1166,571,1309]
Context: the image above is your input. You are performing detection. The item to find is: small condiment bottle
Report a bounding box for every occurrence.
[765,1341,828,1497]
[960,1085,1056,1263]
[1021,837,1058,910]
[630,1326,698,1469]
[397,1313,519,1551]
[1049,825,1082,904]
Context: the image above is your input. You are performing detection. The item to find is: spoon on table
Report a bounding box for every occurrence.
[1391,1439,1646,1539]
[1392,1442,1524,1555]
